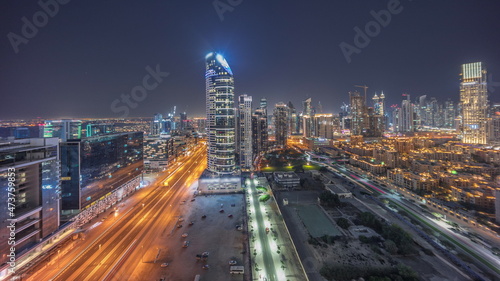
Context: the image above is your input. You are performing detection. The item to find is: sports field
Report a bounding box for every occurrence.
[295,204,342,237]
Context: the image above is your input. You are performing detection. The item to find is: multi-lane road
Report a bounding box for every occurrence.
[318,158,500,280]
[38,144,207,281]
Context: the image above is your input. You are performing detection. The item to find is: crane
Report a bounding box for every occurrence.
[354,85,368,103]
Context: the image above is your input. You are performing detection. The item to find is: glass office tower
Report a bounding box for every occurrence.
[205,52,236,175]
[460,62,489,144]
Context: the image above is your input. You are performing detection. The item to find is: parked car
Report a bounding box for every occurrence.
[160,263,169,267]
[181,233,188,238]
[182,241,190,248]
[202,215,207,219]
[229,260,237,265]
[202,264,210,270]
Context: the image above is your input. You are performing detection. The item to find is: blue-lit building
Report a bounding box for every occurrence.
[60,132,144,220]
[0,138,60,266]
[205,52,236,175]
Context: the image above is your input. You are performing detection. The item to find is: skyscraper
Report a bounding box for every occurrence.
[460,62,489,144]
[237,94,253,170]
[205,52,236,175]
[252,108,268,157]
[397,94,414,132]
[349,91,367,135]
[274,102,289,147]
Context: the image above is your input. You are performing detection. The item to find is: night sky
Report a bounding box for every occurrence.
[1,0,500,119]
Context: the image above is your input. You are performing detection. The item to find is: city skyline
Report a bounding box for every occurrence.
[2,1,500,119]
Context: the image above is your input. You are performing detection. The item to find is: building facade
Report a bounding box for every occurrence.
[274,102,289,148]
[0,138,61,266]
[460,62,489,144]
[205,52,236,175]
[60,132,144,219]
[237,94,253,170]
[43,119,82,141]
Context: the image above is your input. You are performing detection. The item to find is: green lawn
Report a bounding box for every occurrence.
[261,164,321,172]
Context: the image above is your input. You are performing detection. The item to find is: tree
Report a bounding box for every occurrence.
[384,239,398,255]
[336,218,350,229]
[319,191,340,207]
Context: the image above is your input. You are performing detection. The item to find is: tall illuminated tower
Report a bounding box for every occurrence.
[238,94,253,170]
[460,62,488,144]
[205,52,236,175]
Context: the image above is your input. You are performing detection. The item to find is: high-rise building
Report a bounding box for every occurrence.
[237,95,253,170]
[314,114,334,139]
[205,52,236,175]
[260,98,268,116]
[460,62,489,144]
[350,91,367,135]
[43,119,82,141]
[274,102,289,147]
[151,113,164,135]
[252,108,268,157]
[0,138,60,266]
[397,94,415,132]
[180,112,188,131]
[444,99,456,128]
[302,98,316,137]
[144,134,174,172]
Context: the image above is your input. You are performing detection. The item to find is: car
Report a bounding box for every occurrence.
[231,203,235,207]
[189,221,194,226]
[160,263,169,267]
[182,241,190,248]
[177,224,183,228]
[219,209,224,213]
[191,198,196,202]
[229,260,237,265]
[179,218,184,222]
[202,264,210,270]
[202,251,209,257]
[236,226,242,231]
[181,233,188,238]
[228,214,233,218]
[202,215,207,219]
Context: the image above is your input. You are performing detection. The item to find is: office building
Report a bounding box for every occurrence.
[43,119,82,141]
[460,62,489,144]
[397,94,415,133]
[237,95,253,170]
[86,123,114,137]
[252,108,268,156]
[350,91,367,136]
[0,138,60,266]
[144,134,174,172]
[60,132,144,219]
[274,102,289,148]
[205,52,236,175]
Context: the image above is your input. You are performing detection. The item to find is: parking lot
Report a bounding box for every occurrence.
[158,193,248,281]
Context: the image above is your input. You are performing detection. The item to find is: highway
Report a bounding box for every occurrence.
[44,144,207,281]
[317,158,500,279]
